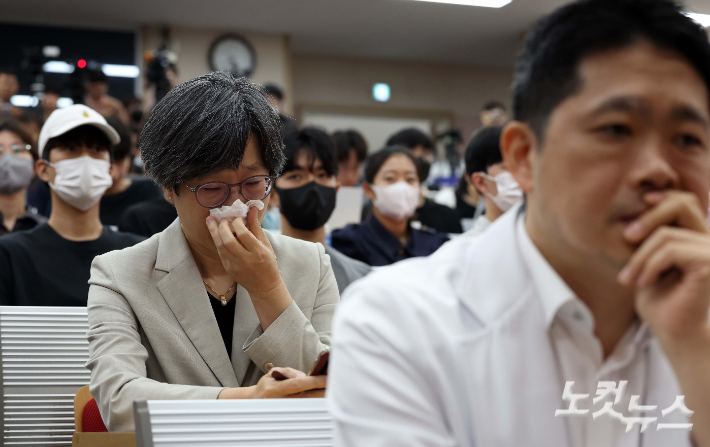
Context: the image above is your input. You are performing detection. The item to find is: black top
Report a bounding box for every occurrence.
[415,198,463,234]
[331,215,449,267]
[0,223,145,306]
[0,206,46,236]
[209,293,236,360]
[455,194,477,220]
[100,178,164,227]
[118,196,178,238]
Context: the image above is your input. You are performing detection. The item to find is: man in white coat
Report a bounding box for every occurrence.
[328,0,710,446]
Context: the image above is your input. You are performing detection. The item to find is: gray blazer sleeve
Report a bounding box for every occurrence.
[86,256,225,432]
[243,242,339,373]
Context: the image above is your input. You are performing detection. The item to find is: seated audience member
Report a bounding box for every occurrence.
[386,128,463,233]
[117,194,177,237]
[100,117,162,227]
[0,105,144,306]
[84,70,129,124]
[0,68,21,117]
[42,83,61,122]
[333,129,368,187]
[463,125,522,239]
[480,100,509,127]
[273,127,371,294]
[329,1,710,446]
[0,118,45,235]
[86,73,336,432]
[264,83,297,131]
[331,147,449,266]
[454,175,479,231]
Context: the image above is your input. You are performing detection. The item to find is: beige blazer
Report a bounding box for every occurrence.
[86,219,339,432]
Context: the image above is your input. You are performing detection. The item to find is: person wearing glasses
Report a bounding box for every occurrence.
[85,72,338,432]
[0,117,44,236]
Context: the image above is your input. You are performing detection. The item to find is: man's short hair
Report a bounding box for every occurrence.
[0,117,37,160]
[139,71,285,191]
[105,117,132,162]
[264,84,284,101]
[86,69,108,84]
[385,128,433,152]
[44,83,62,97]
[332,130,368,163]
[0,67,17,77]
[465,126,504,176]
[482,101,506,112]
[282,127,338,177]
[513,0,710,141]
[42,125,114,162]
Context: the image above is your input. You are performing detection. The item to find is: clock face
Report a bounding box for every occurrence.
[209,35,256,76]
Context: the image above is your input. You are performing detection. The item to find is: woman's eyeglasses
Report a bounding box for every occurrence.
[0,143,31,155]
[184,175,273,208]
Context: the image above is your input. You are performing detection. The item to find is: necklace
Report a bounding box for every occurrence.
[202,280,236,306]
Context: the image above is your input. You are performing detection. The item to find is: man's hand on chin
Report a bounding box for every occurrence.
[618,190,710,446]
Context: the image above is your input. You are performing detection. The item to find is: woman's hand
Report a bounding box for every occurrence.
[218,367,327,399]
[206,206,293,330]
[206,207,282,295]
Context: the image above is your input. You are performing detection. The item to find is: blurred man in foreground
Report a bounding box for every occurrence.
[329,1,710,445]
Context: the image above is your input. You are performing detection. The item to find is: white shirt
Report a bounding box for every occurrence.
[329,204,693,447]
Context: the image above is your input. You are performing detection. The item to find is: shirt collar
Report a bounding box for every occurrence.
[515,211,583,330]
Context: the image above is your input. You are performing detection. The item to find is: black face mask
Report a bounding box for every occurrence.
[417,157,431,181]
[275,181,337,232]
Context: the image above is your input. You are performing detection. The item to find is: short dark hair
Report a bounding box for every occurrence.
[264,84,284,101]
[482,101,506,112]
[465,126,504,176]
[364,146,424,184]
[0,117,36,160]
[43,125,113,162]
[86,69,107,84]
[332,130,368,163]
[105,116,132,162]
[385,128,433,152]
[139,71,285,190]
[514,0,710,140]
[44,83,62,96]
[0,67,17,77]
[282,127,338,177]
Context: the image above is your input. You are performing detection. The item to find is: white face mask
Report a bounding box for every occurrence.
[47,155,112,211]
[481,171,523,212]
[371,181,421,221]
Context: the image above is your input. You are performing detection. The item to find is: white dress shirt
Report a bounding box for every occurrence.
[329,204,694,447]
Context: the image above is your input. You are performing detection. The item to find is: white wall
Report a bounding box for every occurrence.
[141,25,294,114]
[292,53,514,143]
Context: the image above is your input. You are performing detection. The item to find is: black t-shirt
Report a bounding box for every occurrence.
[415,198,463,234]
[209,293,236,360]
[0,223,145,307]
[118,196,178,238]
[100,178,163,227]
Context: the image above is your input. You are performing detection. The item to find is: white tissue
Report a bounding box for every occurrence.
[209,199,265,223]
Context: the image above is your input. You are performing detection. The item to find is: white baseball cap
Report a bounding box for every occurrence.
[38,104,120,158]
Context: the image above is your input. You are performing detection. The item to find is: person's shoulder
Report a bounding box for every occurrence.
[327,246,371,274]
[129,178,162,196]
[331,223,365,239]
[94,231,158,272]
[266,231,322,262]
[0,223,48,249]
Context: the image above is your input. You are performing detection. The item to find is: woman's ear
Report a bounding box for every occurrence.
[362,182,376,201]
[501,121,536,194]
[162,187,175,204]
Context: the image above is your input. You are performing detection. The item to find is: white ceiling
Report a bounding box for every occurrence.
[2,0,710,67]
